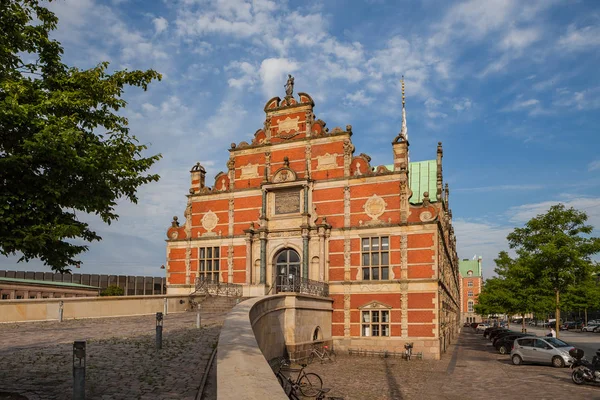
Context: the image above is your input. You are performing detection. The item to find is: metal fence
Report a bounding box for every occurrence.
[193,277,243,297]
[0,270,166,296]
[275,275,329,297]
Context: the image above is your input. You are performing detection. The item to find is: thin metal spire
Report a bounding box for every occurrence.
[401,76,408,141]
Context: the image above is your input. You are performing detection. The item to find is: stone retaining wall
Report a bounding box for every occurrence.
[217,294,333,400]
[0,295,196,323]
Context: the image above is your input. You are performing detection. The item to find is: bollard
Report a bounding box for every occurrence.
[58,301,64,322]
[156,312,163,350]
[196,309,201,329]
[163,298,168,315]
[73,340,86,400]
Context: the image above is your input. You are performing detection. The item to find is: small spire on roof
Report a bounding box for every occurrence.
[401,76,408,142]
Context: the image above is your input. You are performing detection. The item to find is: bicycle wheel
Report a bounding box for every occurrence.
[299,372,323,397]
[327,350,336,362]
[307,352,315,365]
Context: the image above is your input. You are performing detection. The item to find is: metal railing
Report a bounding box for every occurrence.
[194,277,243,297]
[275,275,329,297]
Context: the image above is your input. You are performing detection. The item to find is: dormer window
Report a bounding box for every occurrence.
[467,270,473,277]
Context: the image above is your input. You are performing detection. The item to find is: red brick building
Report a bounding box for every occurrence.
[165,78,461,359]
[459,257,483,324]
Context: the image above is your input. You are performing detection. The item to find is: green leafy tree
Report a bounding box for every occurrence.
[507,204,600,335]
[100,285,125,296]
[0,1,162,272]
[562,272,600,325]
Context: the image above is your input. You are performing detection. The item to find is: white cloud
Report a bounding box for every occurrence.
[558,24,600,51]
[507,197,600,228]
[453,98,472,112]
[589,160,600,172]
[344,90,373,106]
[153,17,169,34]
[501,97,549,116]
[553,87,600,111]
[258,58,298,97]
[454,219,514,278]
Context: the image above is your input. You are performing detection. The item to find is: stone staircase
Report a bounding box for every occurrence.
[194,295,251,314]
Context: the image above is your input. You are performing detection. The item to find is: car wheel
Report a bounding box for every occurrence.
[552,356,565,368]
[512,355,523,365]
[499,345,508,355]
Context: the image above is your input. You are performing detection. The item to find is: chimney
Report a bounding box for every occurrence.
[190,162,206,193]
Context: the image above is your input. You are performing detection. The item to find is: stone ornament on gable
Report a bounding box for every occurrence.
[277,116,300,139]
[201,210,219,234]
[364,194,387,221]
[316,153,339,170]
[273,167,297,183]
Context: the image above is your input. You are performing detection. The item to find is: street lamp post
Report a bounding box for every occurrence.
[73,340,86,400]
[156,312,163,349]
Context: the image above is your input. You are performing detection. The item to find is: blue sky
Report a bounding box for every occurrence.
[2,0,600,278]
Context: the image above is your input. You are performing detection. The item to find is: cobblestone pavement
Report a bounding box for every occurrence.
[309,329,600,400]
[0,312,223,400]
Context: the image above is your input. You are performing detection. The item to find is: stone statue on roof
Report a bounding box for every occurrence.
[284,74,294,97]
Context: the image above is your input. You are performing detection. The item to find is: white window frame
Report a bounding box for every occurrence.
[361,309,390,337]
[467,300,474,313]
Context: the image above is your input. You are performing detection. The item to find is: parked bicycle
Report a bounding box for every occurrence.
[308,344,336,364]
[276,359,323,397]
[404,342,413,360]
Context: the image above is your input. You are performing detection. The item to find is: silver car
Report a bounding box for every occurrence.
[511,337,574,368]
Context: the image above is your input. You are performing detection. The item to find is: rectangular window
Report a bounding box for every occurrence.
[199,246,220,282]
[467,281,473,287]
[361,310,390,337]
[1,294,8,300]
[361,237,389,281]
[467,301,474,312]
[468,291,473,297]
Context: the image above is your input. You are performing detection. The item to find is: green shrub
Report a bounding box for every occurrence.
[101,285,125,296]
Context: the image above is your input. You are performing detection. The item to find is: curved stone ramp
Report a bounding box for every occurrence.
[217,294,333,400]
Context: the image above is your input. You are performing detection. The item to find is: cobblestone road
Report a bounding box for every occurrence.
[0,312,223,400]
[309,329,600,400]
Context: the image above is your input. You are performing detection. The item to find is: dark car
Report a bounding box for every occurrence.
[492,331,522,346]
[489,328,510,341]
[561,321,583,330]
[484,327,503,338]
[494,333,534,354]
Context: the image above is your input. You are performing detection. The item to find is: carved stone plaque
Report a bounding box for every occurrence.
[274,189,301,215]
[277,116,300,133]
[240,163,259,179]
[364,194,386,221]
[316,153,339,170]
[201,210,218,233]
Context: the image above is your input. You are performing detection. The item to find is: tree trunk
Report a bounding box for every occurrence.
[555,289,560,338]
[522,313,526,332]
[585,308,588,327]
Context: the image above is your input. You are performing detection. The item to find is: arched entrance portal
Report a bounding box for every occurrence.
[274,248,301,293]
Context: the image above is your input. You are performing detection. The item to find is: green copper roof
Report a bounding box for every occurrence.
[459,259,482,277]
[382,161,438,204]
[409,160,437,204]
[0,277,100,290]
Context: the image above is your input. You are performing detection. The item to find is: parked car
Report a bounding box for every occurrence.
[463,322,471,327]
[561,321,583,330]
[489,328,510,341]
[511,337,575,368]
[483,327,498,338]
[476,323,490,332]
[582,324,600,332]
[495,333,533,354]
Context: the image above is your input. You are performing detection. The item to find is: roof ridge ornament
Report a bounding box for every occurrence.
[401,76,408,142]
